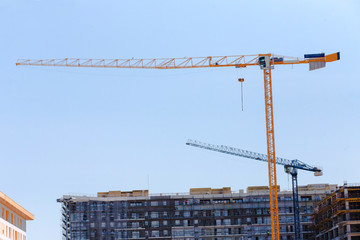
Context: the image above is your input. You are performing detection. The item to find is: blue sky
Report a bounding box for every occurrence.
[1,0,359,239]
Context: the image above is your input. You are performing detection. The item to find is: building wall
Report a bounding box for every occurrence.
[0,192,34,240]
[0,217,27,240]
[0,203,26,232]
[313,184,360,240]
[59,184,336,240]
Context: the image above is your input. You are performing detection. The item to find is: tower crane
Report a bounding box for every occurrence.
[16,52,340,240]
[186,139,323,240]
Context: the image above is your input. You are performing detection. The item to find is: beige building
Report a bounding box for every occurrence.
[0,191,34,240]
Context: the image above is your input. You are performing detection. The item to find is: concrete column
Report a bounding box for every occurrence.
[346,224,351,236]
[344,188,350,221]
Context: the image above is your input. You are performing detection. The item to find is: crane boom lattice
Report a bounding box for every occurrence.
[186,139,321,172]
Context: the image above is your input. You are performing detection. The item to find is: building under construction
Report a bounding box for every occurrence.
[58,184,336,240]
[313,184,360,240]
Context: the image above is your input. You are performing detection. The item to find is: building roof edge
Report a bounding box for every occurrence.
[0,191,34,220]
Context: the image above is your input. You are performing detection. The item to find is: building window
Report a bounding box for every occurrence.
[163,230,168,236]
[163,220,168,226]
[162,201,167,206]
[150,212,158,218]
[151,221,159,227]
[130,202,142,207]
[132,222,139,228]
[185,229,194,236]
[184,211,191,217]
[151,231,159,237]
[150,201,158,206]
[224,219,231,225]
[175,220,181,225]
[173,229,184,237]
[304,206,312,213]
[132,231,139,239]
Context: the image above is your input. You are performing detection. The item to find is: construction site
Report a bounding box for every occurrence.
[16,52,344,240]
[57,184,360,240]
[2,2,358,240]
[314,184,360,240]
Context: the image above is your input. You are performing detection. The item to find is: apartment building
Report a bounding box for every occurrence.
[313,184,360,240]
[58,184,336,240]
[0,191,34,240]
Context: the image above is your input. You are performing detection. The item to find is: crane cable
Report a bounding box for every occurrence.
[241,80,244,111]
[237,69,245,111]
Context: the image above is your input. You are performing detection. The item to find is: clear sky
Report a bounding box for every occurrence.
[1,0,359,239]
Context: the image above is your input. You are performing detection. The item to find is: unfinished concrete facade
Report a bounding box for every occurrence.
[58,184,336,240]
[313,184,360,240]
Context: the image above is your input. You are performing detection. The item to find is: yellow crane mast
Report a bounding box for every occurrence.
[17,52,340,240]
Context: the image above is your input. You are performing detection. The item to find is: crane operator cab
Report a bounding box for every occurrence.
[259,56,274,70]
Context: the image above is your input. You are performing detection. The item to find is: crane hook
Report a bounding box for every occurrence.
[238,78,245,111]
